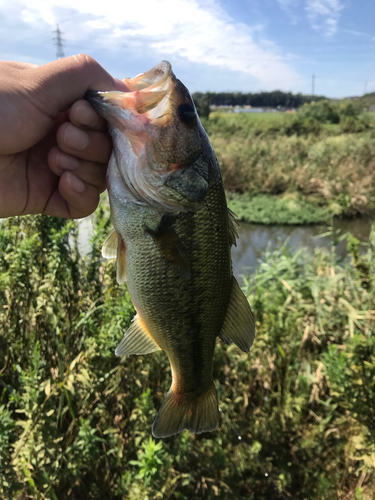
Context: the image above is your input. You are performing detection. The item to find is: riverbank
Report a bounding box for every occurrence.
[202,105,375,225]
[226,192,331,224]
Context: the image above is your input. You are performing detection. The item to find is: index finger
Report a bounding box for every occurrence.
[34,54,128,117]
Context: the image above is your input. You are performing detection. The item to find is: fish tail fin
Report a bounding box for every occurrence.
[152,382,219,438]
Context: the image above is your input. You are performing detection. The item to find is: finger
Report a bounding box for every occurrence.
[69,99,107,131]
[48,147,107,192]
[34,54,129,118]
[56,122,112,164]
[0,61,40,70]
[43,171,100,219]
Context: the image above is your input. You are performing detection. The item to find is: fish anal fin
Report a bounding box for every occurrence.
[152,382,219,438]
[220,276,255,352]
[116,235,127,285]
[147,218,191,280]
[115,314,160,356]
[102,229,118,259]
[228,208,239,247]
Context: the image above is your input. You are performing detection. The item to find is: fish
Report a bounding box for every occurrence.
[85,61,255,438]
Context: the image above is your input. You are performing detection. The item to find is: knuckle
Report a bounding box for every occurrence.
[73,54,97,70]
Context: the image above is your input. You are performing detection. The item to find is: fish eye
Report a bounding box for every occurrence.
[178,103,196,128]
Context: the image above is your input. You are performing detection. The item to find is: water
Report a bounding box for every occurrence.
[79,216,373,282]
[232,218,373,281]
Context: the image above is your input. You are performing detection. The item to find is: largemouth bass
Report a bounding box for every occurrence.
[85,61,255,438]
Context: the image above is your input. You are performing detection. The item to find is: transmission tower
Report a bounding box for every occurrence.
[53,24,65,59]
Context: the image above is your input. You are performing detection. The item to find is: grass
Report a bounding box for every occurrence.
[1,212,375,499]
[201,111,375,224]
[227,192,331,225]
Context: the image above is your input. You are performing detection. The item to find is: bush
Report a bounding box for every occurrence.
[298,100,341,124]
[340,115,370,133]
[1,211,375,499]
[282,116,322,136]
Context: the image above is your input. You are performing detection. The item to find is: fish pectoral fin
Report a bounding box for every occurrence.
[115,315,161,356]
[152,382,219,438]
[102,229,118,259]
[116,235,127,285]
[228,208,239,247]
[219,276,255,352]
[147,220,191,280]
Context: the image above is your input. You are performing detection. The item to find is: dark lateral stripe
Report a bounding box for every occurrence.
[173,209,204,386]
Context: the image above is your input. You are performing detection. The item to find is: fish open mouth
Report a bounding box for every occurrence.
[85,61,206,212]
[85,61,175,126]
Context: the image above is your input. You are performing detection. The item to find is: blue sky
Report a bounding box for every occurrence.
[1,0,375,97]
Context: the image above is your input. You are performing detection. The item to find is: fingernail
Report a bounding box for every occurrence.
[66,172,86,193]
[64,124,89,151]
[75,101,99,128]
[56,150,80,170]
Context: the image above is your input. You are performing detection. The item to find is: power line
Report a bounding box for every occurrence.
[53,24,65,59]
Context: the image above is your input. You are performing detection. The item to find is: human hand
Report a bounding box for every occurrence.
[0,55,127,219]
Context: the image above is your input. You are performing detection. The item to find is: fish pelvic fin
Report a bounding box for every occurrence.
[115,314,161,356]
[116,235,127,285]
[102,229,118,259]
[102,229,127,284]
[152,382,219,439]
[219,276,255,352]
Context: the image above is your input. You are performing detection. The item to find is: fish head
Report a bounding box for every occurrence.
[85,61,212,212]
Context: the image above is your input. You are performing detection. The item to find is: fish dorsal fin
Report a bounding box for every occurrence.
[115,315,161,356]
[219,276,255,352]
[228,208,239,247]
[102,229,118,259]
[147,218,191,280]
[116,236,127,285]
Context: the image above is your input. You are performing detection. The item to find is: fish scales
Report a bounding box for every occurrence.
[85,61,255,438]
[114,178,231,395]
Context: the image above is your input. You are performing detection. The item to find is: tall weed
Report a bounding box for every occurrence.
[0,212,374,498]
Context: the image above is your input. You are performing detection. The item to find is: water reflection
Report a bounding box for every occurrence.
[232,218,373,282]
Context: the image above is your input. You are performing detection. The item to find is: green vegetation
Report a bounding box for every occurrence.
[227,193,330,225]
[1,211,375,499]
[199,101,375,224]
[343,92,375,112]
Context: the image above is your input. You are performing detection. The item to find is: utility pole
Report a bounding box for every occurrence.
[312,73,315,96]
[364,81,368,95]
[53,24,65,59]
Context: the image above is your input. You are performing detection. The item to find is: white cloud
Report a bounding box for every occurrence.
[0,0,300,90]
[306,0,343,36]
[343,28,370,38]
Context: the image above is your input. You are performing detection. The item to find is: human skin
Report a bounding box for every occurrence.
[0,55,127,219]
